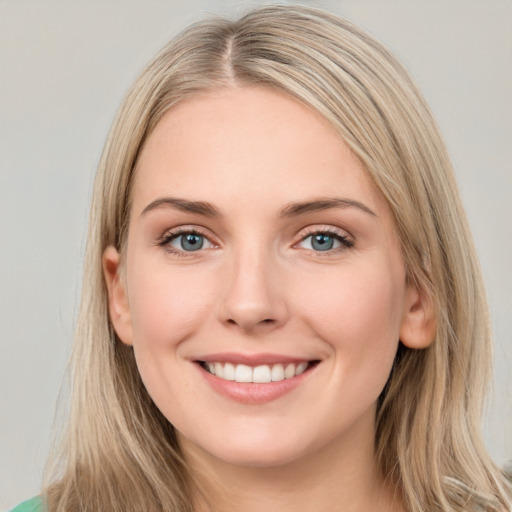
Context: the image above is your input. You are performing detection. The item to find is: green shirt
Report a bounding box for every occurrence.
[8,497,44,512]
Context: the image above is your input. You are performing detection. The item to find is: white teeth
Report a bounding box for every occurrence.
[214,362,224,379]
[223,362,235,381]
[253,365,272,383]
[203,361,311,383]
[234,364,253,383]
[295,362,308,376]
[284,363,296,379]
[271,364,285,381]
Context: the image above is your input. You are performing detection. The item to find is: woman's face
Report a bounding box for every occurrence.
[104,86,432,468]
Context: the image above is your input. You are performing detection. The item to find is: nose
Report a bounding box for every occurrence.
[218,247,288,334]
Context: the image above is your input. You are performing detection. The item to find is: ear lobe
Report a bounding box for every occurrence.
[399,283,436,349]
[103,246,134,346]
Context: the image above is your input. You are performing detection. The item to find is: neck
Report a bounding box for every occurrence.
[181,411,405,512]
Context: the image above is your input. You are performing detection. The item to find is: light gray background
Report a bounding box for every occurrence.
[1,0,511,509]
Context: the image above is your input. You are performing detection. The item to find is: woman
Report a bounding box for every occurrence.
[12,4,511,512]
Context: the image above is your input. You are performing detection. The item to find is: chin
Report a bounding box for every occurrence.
[211,448,308,469]
[179,426,317,469]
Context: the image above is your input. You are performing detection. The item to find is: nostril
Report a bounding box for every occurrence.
[225,317,276,330]
[227,318,274,324]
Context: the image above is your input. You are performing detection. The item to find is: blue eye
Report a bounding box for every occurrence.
[175,233,204,251]
[311,233,335,251]
[299,231,352,252]
[163,230,214,253]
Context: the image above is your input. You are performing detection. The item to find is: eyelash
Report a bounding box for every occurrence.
[157,226,354,257]
[157,227,214,257]
[297,227,354,255]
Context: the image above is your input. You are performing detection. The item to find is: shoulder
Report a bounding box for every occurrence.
[8,497,44,512]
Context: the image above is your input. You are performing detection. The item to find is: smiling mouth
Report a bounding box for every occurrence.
[198,360,319,383]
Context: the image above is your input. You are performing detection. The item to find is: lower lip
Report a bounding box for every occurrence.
[196,363,316,405]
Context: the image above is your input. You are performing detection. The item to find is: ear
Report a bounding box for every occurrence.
[103,246,134,346]
[399,283,436,349]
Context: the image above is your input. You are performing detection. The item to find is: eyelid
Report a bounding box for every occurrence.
[297,225,352,241]
[157,225,218,255]
[294,225,354,253]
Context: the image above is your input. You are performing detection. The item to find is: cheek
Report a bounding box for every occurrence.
[297,265,404,376]
[125,262,216,415]
[127,261,216,351]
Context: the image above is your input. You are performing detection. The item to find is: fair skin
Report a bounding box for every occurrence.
[104,86,434,512]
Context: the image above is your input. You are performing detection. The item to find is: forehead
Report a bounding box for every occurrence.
[132,86,385,217]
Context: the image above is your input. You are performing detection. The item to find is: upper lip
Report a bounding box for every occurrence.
[194,352,317,366]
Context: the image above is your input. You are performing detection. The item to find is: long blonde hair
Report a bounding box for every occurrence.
[44,5,512,511]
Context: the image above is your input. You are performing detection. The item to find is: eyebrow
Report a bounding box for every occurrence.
[141,197,220,217]
[140,196,376,219]
[279,197,377,218]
